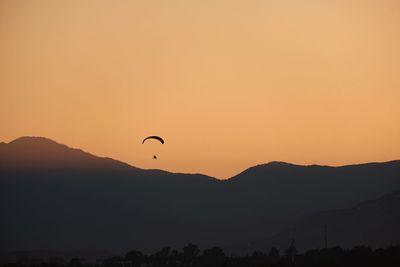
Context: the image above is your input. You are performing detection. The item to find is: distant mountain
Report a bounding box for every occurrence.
[1,137,400,254]
[227,160,400,221]
[248,189,400,253]
[0,137,134,171]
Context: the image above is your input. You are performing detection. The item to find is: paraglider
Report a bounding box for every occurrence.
[142,136,164,159]
[142,136,165,144]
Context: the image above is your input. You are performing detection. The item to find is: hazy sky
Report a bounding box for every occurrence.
[1,0,399,178]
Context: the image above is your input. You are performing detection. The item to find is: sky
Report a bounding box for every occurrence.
[1,0,400,179]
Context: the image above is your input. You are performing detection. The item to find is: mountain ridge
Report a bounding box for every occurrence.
[1,136,400,253]
[0,136,137,171]
[233,160,400,180]
[246,189,400,253]
[2,136,399,180]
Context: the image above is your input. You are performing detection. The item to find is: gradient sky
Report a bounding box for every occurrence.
[1,0,399,178]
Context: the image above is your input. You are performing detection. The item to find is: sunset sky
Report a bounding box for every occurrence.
[1,0,399,179]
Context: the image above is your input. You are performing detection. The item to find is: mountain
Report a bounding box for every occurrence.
[0,137,134,171]
[1,136,400,254]
[248,189,400,253]
[0,137,221,253]
[227,160,400,224]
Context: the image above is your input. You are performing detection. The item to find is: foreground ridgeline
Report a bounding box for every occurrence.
[2,137,400,253]
[2,244,400,267]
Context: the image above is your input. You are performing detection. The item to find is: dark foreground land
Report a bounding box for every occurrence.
[2,138,400,266]
[2,244,400,267]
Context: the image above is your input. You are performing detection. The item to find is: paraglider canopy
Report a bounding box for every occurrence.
[142,136,165,144]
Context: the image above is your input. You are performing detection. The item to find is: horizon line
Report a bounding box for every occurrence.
[2,135,400,180]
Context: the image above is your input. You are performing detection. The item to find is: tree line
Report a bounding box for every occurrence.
[3,244,400,267]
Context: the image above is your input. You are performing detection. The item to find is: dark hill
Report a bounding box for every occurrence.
[0,137,134,171]
[1,137,400,254]
[248,189,400,253]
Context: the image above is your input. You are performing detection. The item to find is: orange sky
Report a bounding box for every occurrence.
[1,0,400,179]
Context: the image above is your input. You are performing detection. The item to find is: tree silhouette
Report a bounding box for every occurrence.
[152,247,172,267]
[284,239,296,264]
[199,247,226,267]
[4,244,400,267]
[182,243,200,267]
[68,258,82,267]
[269,247,280,264]
[125,250,143,267]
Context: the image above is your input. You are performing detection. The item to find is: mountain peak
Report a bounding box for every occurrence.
[265,161,297,167]
[0,136,135,171]
[10,136,59,144]
[8,136,69,149]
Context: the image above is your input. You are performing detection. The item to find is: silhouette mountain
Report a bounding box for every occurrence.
[1,137,400,253]
[248,189,400,253]
[0,137,134,171]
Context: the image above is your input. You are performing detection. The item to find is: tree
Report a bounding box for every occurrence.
[268,247,280,263]
[200,247,226,267]
[69,258,82,267]
[182,243,200,266]
[125,250,143,267]
[285,239,297,263]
